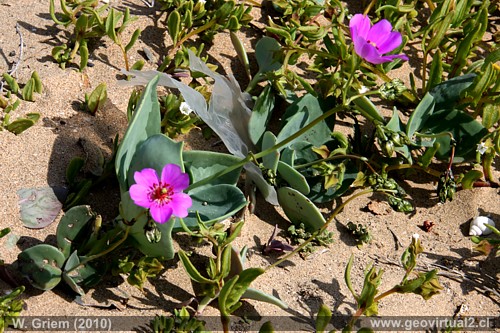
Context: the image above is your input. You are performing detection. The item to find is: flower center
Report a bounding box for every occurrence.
[150,182,174,205]
[368,40,378,49]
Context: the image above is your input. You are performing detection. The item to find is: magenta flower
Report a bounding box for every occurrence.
[129,164,192,224]
[349,14,408,65]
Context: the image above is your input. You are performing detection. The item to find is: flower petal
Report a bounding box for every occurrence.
[355,37,381,63]
[353,36,370,59]
[129,185,152,208]
[350,14,371,41]
[170,193,192,218]
[377,31,403,54]
[161,164,190,192]
[369,53,408,64]
[134,168,159,187]
[367,19,393,46]
[150,203,173,224]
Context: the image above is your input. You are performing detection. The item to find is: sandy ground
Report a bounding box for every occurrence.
[0,0,499,332]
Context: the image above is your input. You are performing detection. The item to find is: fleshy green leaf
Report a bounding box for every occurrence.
[277,186,326,231]
[255,37,282,74]
[5,118,36,135]
[17,244,66,290]
[277,161,309,195]
[183,150,243,190]
[406,93,435,143]
[178,250,215,284]
[249,85,275,145]
[56,205,95,257]
[126,134,184,189]
[262,131,279,172]
[182,185,247,231]
[116,75,161,192]
[420,108,488,161]
[86,83,107,115]
[316,304,332,333]
[461,170,483,189]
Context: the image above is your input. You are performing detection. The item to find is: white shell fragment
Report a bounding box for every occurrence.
[469,216,495,236]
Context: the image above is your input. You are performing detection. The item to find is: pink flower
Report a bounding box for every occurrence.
[129,164,192,224]
[349,14,408,65]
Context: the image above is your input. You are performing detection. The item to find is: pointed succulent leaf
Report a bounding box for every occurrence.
[230,31,250,79]
[125,29,141,52]
[178,250,216,284]
[21,78,35,102]
[31,71,42,94]
[86,83,107,115]
[116,76,161,193]
[5,118,36,135]
[241,287,288,309]
[167,10,181,46]
[481,103,500,129]
[2,73,19,94]
[262,131,279,172]
[406,93,435,143]
[316,304,332,333]
[249,85,275,145]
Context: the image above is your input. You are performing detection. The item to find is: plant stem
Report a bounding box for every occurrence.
[66,226,130,274]
[294,153,377,174]
[265,188,374,271]
[120,44,130,71]
[363,0,377,15]
[187,105,344,191]
[360,63,418,104]
[385,163,441,178]
[168,19,217,57]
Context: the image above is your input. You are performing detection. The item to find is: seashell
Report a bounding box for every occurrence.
[469,216,495,236]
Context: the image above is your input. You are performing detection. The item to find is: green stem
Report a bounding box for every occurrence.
[119,44,130,71]
[66,226,130,274]
[244,73,263,93]
[373,286,398,303]
[168,19,217,57]
[360,63,418,104]
[69,39,81,62]
[265,188,374,271]
[294,154,377,174]
[385,163,441,178]
[363,0,377,15]
[187,105,344,191]
[196,294,216,315]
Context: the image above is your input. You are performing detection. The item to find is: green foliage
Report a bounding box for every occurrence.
[344,236,443,330]
[0,286,25,333]
[85,83,107,115]
[0,71,41,134]
[49,0,140,70]
[150,307,209,333]
[157,0,252,70]
[346,222,372,247]
[287,223,334,255]
[178,220,287,329]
